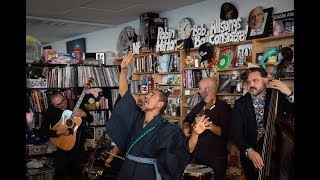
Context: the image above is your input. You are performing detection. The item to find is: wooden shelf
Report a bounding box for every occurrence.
[155,50,180,55]
[217,39,252,48]
[217,66,247,72]
[156,83,181,86]
[186,88,199,91]
[126,33,294,129]
[168,95,180,98]
[133,52,154,57]
[133,72,154,75]
[155,72,180,75]
[256,61,294,66]
[184,67,206,70]
[254,33,294,42]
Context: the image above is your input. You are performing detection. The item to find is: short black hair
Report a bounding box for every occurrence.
[240,67,267,81]
[48,90,64,103]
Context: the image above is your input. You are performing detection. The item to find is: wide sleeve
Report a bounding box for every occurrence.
[106,90,142,151]
[156,125,190,180]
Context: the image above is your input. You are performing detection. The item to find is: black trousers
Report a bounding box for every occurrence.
[54,147,85,180]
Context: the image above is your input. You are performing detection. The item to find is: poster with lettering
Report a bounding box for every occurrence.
[272,10,294,36]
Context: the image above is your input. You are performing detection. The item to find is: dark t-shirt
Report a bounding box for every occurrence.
[184,98,232,161]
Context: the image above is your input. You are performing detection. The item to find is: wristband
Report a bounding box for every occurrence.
[245,147,253,157]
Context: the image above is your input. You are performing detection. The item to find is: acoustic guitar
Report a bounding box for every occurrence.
[50,77,94,151]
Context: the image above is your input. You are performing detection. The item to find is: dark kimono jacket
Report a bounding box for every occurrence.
[106,91,190,180]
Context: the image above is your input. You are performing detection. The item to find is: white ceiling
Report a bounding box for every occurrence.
[26,0,206,45]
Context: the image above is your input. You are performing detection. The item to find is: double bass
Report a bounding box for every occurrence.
[257,47,294,180]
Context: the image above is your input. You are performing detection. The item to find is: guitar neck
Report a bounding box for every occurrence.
[71,89,87,119]
[70,77,94,119]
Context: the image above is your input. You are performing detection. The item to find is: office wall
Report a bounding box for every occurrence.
[46,0,294,54]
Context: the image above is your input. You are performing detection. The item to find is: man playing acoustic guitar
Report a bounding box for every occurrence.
[39,90,93,180]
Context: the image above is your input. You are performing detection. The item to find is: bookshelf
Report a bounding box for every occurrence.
[114,33,294,128]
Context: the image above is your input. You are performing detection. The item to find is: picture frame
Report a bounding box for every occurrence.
[246,7,273,40]
[85,52,105,64]
[66,38,86,54]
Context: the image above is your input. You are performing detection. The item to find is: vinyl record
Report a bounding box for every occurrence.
[218,55,230,69]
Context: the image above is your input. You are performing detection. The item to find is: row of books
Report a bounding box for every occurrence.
[132,55,155,73]
[86,110,108,126]
[155,54,180,73]
[29,90,48,113]
[183,69,206,89]
[44,66,77,88]
[132,53,180,74]
[77,66,119,87]
[111,89,120,107]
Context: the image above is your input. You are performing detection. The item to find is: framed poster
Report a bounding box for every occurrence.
[66,38,86,54]
[273,10,294,36]
[246,7,273,40]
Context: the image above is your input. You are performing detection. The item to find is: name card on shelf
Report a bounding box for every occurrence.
[27,78,47,88]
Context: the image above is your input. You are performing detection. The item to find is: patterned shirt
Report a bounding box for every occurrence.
[251,95,266,142]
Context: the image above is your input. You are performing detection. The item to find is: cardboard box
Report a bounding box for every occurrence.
[26,144,48,156]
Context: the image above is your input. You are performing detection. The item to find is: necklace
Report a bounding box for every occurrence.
[198,99,216,116]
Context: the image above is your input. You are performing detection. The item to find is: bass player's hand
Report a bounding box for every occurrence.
[248,149,264,170]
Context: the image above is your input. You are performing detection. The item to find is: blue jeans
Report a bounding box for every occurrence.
[194,158,227,180]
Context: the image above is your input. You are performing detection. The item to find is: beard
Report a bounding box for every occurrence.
[249,86,265,96]
[199,91,208,101]
[141,106,149,112]
[141,101,152,112]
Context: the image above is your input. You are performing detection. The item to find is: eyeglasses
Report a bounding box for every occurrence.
[53,97,66,107]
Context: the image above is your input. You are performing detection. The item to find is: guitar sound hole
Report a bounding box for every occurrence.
[66,119,74,127]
